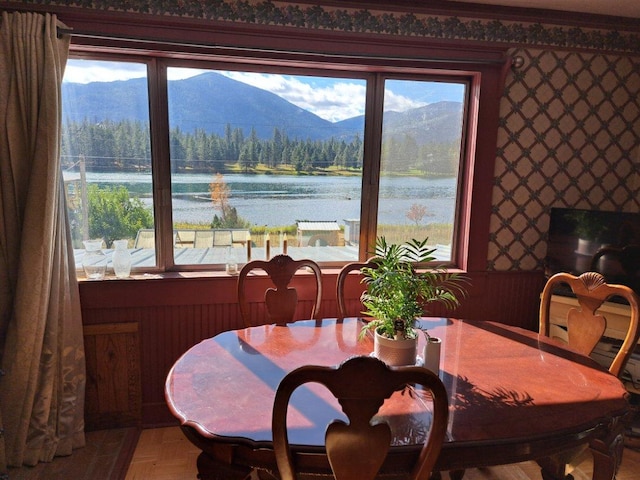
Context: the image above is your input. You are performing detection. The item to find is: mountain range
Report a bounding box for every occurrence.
[62,72,462,144]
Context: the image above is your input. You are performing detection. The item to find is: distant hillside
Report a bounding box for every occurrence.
[166,72,353,140]
[383,101,463,145]
[62,73,462,144]
[62,77,150,125]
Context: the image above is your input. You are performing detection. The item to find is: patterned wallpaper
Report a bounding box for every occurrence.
[6,0,640,271]
[491,48,640,271]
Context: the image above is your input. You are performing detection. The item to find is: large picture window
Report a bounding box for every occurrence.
[62,55,474,274]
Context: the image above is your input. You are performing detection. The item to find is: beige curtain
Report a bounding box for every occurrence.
[0,11,86,471]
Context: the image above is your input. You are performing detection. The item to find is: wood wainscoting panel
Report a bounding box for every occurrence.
[84,322,141,431]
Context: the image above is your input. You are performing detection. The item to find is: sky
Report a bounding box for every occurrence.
[63,60,464,123]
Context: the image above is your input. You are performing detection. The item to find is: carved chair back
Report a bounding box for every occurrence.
[336,258,377,319]
[238,254,322,327]
[272,355,449,480]
[539,271,640,378]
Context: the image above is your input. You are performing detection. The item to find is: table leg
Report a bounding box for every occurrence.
[537,449,579,480]
[539,468,573,480]
[448,469,466,480]
[196,451,253,480]
[538,413,627,480]
[589,429,625,480]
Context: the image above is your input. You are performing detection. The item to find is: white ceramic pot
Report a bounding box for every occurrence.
[374,330,418,366]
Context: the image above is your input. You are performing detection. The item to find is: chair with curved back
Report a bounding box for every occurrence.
[590,244,640,294]
[336,258,377,319]
[272,355,449,480]
[539,271,640,378]
[538,271,640,478]
[237,254,323,327]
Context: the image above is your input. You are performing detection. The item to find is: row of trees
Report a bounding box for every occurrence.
[61,120,364,173]
[61,119,460,175]
[172,124,365,172]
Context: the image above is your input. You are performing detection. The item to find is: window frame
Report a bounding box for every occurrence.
[66,23,506,275]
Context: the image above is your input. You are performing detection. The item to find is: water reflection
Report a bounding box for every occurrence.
[78,171,456,226]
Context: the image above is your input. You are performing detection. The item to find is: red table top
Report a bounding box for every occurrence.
[165,317,630,452]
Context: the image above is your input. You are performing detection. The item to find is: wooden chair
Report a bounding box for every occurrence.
[336,258,377,319]
[213,230,233,247]
[133,229,155,249]
[538,272,640,480]
[193,230,214,248]
[539,271,640,378]
[590,244,640,294]
[237,254,322,327]
[590,244,640,274]
[272,355,449,480]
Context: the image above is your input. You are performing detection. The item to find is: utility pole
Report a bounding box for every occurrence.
[80,154,89,240]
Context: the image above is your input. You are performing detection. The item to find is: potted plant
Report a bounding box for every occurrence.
[568,210,608,254]
[359,237,468,366]
[567,210,612,274]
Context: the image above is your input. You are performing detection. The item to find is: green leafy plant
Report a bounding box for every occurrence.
[359,237,469,340]
[83,185,153,247]
[568,210,608,241]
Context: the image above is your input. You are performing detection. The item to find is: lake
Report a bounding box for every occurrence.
[70,172,457,227]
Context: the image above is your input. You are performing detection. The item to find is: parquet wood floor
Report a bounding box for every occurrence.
[124,427,199,480]
[7,426,640,479]
[126,427,640,480]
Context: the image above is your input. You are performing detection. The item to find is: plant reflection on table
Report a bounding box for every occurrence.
[395,373,534,446]
[403,373,534,409]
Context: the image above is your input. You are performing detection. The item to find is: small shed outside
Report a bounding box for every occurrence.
[297,221,342,247]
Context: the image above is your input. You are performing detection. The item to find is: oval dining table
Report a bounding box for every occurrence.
[165,317,632,480]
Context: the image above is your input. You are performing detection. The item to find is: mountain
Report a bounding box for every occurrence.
[62,73,462,144]
[383,101,463,145]
[166,72,354,140]
[335,101,462,146]
[62,77,151,125]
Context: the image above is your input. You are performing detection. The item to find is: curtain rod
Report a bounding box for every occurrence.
[57,27,521,67]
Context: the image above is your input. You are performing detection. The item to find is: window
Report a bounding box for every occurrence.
[378,79,466,262]
[166,67,368,266]
[62,55,475,274]
[62,59,155,272]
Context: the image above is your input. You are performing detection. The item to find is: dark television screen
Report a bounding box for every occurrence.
[545,208,640,295]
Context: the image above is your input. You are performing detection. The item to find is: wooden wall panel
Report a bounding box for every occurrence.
[79,270,546,427]
[83,323,141,431]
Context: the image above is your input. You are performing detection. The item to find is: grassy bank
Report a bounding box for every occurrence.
[225,163,362,176]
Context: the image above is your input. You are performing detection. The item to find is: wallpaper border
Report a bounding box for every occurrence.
[11,0,640,54]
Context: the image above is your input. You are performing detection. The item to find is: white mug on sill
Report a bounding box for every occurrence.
[423,336,441,374]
